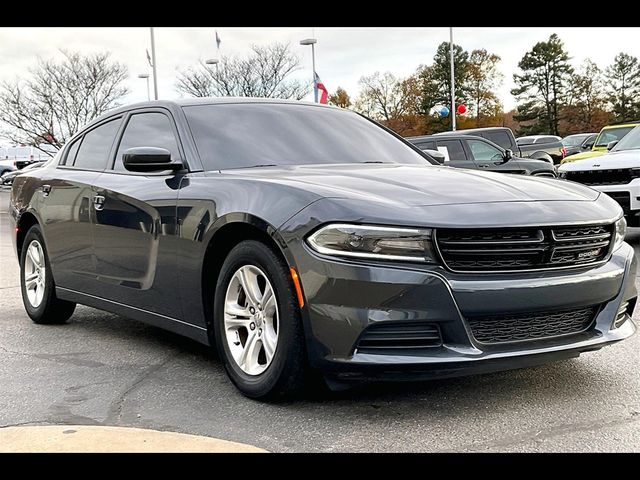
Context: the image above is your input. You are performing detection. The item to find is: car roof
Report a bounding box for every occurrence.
[601,122,640,130]
[407,134,486,142]
[79,97,343,133]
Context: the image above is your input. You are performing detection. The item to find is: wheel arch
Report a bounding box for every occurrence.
[529,151,554,163]
[16,211,40,259]
[200,214,293,336]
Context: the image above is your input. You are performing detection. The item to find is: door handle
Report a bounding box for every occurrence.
[93,195,105,211]
[478,165,490,168]
[42,184,51,196]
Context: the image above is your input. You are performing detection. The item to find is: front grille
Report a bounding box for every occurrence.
[436,224,613,272]
[356,322,441,352]
[565,169,633,185]
[467,305,599,344]
[604,192,631,213]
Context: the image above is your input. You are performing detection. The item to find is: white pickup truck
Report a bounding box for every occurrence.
[558,125,640,226]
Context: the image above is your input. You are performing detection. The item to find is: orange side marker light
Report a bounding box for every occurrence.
[290,267,305,308]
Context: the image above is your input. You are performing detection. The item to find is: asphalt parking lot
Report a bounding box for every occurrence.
[1,189,639,452]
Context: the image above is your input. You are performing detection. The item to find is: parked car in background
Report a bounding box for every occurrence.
[436,126,565,164]
[1,161,46,186]
[407,134,556,177]
[562,133,597,157]
[559,125,640,226]
[2,144,58,170]
[9,98,636,399]
[0,158,17,177]
[561,122,639,164]
[516,135,562,144]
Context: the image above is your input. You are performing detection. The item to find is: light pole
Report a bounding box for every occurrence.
[449,27,456,131]
[300,38,318,103]
[149,27,159,100]
[138,73,150,101]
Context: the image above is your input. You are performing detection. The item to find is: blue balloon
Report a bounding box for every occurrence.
[439,106,450,118]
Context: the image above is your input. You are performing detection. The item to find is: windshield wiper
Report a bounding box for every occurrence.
[362,161,391,164]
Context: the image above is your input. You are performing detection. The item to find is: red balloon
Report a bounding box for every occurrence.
[457,104,467,114]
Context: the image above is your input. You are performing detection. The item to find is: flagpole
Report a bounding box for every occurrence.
[150,27,159,100]
[300,37,318,103]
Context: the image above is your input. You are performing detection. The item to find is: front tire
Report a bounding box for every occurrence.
[20,224,76,324]
[213,240,306,399]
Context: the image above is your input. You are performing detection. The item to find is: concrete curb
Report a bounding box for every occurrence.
[0,425,267,453]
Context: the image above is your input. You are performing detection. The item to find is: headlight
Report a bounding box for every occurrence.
[613,216,627,251]
[306,224,437,263]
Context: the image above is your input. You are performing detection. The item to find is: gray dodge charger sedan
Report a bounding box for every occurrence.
[9,98,637,399]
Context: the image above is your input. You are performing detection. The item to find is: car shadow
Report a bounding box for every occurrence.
[66,306,620,411]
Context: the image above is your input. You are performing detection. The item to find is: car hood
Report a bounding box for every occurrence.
[561,150,605,164]
[559,149,640,172]
[221,163,598,206]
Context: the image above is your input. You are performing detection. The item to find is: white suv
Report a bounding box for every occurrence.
[558,125,640,226]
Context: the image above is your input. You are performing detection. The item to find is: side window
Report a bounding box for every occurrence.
[468,139,503,162]
[484,131,511,149]
[416,141,436,150]
[437,140,467,161]
[62,138,81,165]
[73,119,121,170]
[114,112,180,171]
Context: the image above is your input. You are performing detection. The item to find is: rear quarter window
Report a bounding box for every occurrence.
[483,131,512,150]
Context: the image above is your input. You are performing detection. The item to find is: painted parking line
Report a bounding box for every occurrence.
[0,425,267,453]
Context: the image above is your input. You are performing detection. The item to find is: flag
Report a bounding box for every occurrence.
[314,72,328,104]
[146,49,152,67]
[215,30,221,50]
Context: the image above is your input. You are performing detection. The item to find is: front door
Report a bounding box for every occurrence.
[89,110,183,319]
[466,138,523,174]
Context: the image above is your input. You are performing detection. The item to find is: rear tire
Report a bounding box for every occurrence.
[213,240,306,400]
[20,224,76,324]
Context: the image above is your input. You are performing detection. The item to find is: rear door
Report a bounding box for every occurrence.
[435,139,478,170]
[41,117,121,292]
[88,109,184,319]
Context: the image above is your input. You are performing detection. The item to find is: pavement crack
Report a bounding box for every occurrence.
[0,420,51,429]
[447,412,640,452]
[105,353,177,425]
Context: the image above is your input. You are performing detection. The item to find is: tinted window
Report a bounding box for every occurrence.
[468,139,503,161]
[73,119,121,170]
[62,139,81,165]
[114,112,180,171]
[562,135,587,147]
[595,126,635,147]
[183,104,430,170]
[416,141,436,150]
[483,131,512,149]
[437,139,467,161]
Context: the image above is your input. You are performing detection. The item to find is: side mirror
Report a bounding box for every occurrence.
[122,147,183,172]
[503,149,513,161]
[423,149,446,164]
[607,140,619,151]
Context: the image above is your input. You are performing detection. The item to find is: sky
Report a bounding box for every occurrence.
[1,27,639,132]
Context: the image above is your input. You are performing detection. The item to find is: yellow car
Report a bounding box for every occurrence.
[560,122,639,164]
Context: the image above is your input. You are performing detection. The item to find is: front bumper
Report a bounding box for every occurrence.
[288,236,637,382]
[594,181,640,215]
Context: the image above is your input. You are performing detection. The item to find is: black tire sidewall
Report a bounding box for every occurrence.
[213,240,304,398]
[20,225,55,321]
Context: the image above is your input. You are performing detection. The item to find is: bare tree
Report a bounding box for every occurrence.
[0,50,129,155]
[176,42,308,100]
[353,72,419,121]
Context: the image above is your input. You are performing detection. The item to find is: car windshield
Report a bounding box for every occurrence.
[562,135,587,147]
[595,126,635,147]
[611,125,640,152]
[183,103,431,170]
